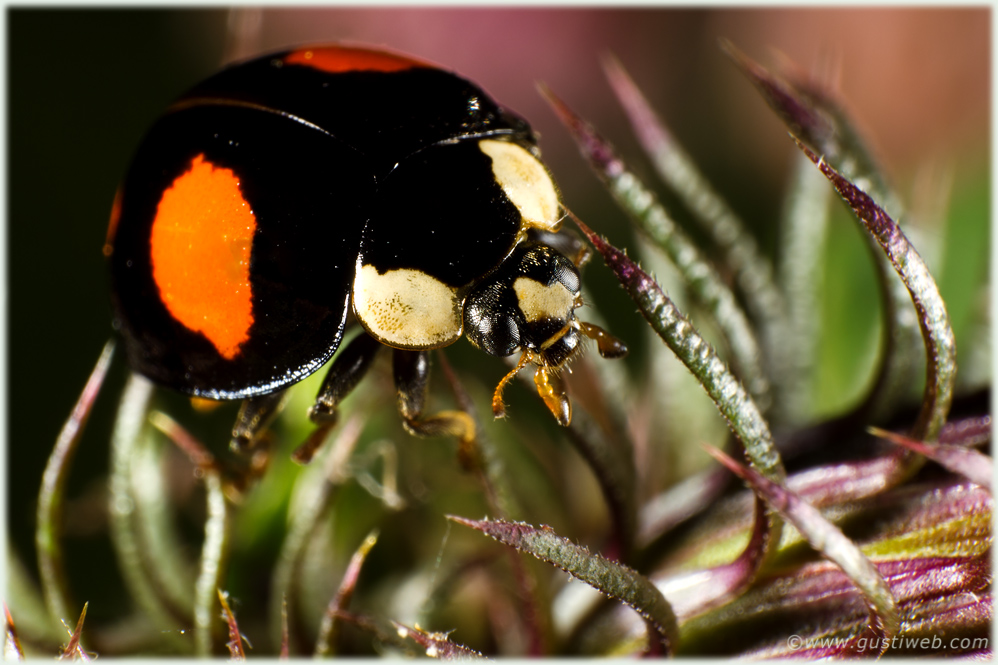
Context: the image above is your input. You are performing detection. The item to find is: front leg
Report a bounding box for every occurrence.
[393,348,475,445]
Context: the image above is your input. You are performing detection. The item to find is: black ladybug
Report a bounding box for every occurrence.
[106,44,627,450]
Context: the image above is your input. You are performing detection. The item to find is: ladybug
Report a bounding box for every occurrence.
[106,44,627,451]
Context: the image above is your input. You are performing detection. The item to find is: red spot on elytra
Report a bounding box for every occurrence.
[283,45,430,74]
[104,187,123,257]
[150,154,256,360]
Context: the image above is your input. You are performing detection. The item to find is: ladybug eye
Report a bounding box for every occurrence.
[463,292,521,358]
[478,139,560,231]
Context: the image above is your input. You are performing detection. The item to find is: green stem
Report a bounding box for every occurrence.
[194,470,230,657]
[541,84,772,414]
[36,340,114,627]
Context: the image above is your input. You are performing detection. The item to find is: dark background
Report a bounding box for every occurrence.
[6,6,989,633]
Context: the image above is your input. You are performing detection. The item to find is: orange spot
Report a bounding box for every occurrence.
[283,45,430,73]
[104,187,122,257]
[190,395,223,413]
[151,154,256,360]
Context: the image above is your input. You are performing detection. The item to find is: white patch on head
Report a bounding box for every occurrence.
[353,263,463,349]
[513,276,575,323]
[478,139,560,231]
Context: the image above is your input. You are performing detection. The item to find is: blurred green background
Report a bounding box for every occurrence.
[6,7,989,652]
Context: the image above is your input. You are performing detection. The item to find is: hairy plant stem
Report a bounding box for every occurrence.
[315,529,379,656]
[269,414,365,652]
[541,84,772,415]
[602,57,790,416]
[706,446,900,653]
[108,373,190,652]
[36,341,114,630]
[194,470,229,657]
[451,516,678,655]
[723,41,925,426]
[570,215,786,605]
[437,351,547,654]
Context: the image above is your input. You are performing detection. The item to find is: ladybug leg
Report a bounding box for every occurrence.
[491,351,534,419]
[393,348,475,445]
[493,350,573,427]
[579,322,629,359]
[231,389,290,452]
[309,331,383,425]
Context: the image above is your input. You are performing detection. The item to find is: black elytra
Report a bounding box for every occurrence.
[105,44,627,449]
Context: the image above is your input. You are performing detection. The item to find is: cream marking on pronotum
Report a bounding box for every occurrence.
[352,263,462,348]
[478,139,560,230]
[513,276,576,323]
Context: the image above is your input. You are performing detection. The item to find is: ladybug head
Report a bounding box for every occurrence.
[464,242,626,425]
